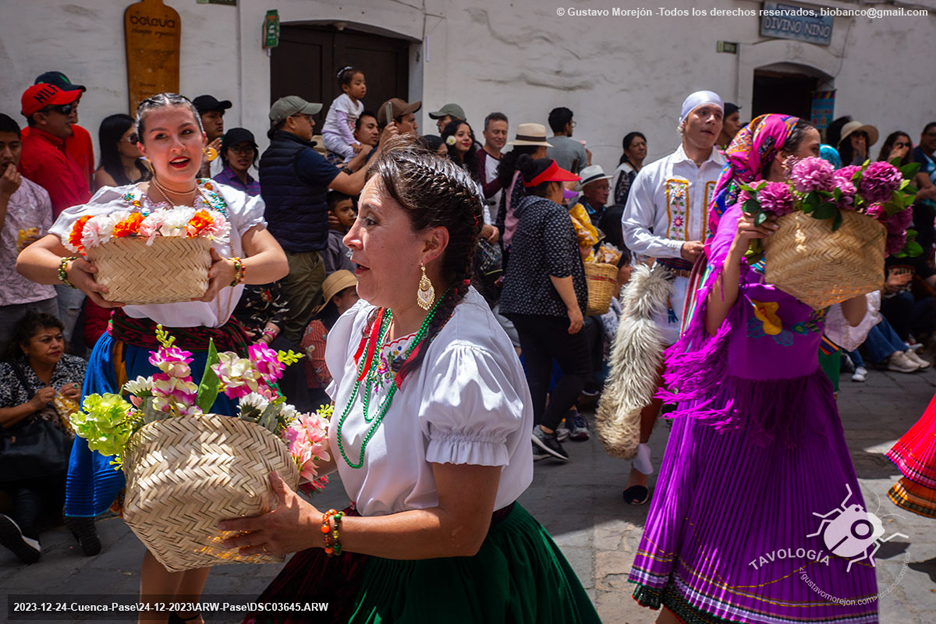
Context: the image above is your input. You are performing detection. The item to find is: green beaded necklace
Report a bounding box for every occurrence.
[336,301,442,469]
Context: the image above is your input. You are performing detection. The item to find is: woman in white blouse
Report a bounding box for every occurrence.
[220,136,600,623]
[17,93,288,624]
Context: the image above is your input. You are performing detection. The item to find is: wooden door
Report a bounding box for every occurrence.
[270,25,411,128]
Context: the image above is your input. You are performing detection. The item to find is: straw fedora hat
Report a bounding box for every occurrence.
[311,270,358,316]
[507,123,552,147]
[839,121,879,148]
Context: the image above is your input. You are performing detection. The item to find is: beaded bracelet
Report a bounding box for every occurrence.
[58,257,78,289]
[229,256,246,287]
[321,509,346,556]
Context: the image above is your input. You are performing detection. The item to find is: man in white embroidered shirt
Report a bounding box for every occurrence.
[618,90,726,505]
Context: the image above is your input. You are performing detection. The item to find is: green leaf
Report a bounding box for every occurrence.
[804,191,821,207]
[739,184,757,193]
[754,211,768,226]
[812,203,838,220]
[754,180,768,192]
[742,199,761,215]
[801,202,815,215]
[817,190,833,199]
[196,339,221,414]
[831,210,843,232]
[833,187,842,201]
[906,241,924,257]
[900,162,921,179]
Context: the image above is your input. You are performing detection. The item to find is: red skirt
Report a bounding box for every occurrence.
[887,391,936,518]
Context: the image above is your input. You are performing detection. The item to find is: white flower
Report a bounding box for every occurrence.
[160,207,196,237]
[445,135,457,146]
[81,214,116,249]
[139,212,163,245]
[123,376,154,396]
[239,392,271,412]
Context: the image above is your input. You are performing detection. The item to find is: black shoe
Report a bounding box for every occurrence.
[622,485,650,505]
[65,516,102,556]
[0,514,41,564]
[532,427,569,461]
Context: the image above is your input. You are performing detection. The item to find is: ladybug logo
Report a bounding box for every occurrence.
[806,483,908,573]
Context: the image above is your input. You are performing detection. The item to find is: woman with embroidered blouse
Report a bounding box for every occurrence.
[17,93,288,624]
[219,136,600,623]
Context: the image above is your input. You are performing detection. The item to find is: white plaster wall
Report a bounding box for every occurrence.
[1,0,934,176]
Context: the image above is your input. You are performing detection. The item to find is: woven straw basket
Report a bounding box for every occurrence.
[86,236,211,305]
[122,414,300,573]
[584,262,619,315]
[763,211,885,310]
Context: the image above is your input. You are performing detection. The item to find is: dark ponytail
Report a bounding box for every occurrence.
[365,135,483,379]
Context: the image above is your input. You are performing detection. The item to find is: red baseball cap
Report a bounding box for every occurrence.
[21,83,81,117]
[523,160,580,187]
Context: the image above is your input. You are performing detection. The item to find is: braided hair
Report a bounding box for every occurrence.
[365,134,483,379]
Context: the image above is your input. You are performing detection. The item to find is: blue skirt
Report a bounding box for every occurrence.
[65,331,238,517]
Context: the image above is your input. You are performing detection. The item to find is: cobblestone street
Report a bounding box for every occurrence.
[2,367,934,623]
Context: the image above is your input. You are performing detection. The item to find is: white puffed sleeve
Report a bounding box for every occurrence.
[419,342,526,467]
[216,184,266,236]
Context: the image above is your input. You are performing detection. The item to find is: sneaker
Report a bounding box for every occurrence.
[888,351,920,373]
[851,366,868,382]
[532,443,549,462]
[0,514,41,564]
[569,412,590,441]
[841,355,856,374]
[904,350,931,369]
[65,516,102,556]
[554,421,571,442]
[532,426,570,461]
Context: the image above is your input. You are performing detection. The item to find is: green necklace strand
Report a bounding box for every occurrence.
[337,302,442,469]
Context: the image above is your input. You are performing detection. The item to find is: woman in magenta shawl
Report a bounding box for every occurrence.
[628,115,879,623]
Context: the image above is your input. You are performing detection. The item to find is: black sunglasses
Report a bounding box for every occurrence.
[43,103,73,116]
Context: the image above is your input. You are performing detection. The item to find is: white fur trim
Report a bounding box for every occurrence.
[596,264,673,460]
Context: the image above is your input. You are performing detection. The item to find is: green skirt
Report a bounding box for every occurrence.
[247,503,601,623]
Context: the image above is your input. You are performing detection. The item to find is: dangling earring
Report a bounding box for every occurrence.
[417,263,435,310]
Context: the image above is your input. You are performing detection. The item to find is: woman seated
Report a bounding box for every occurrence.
[220,136,600,624]
[0,312,85,563]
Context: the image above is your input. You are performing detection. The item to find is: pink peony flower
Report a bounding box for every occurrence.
[886,208,913,235]
[865,204,887,222]
[148,346,193,379]
[886,231,907,256]
[789,157,834,193]
[757,182,795,216]
[832,166,860,210]
[859,161,902,205]
[284,413,331,482]
[248,343,284,383]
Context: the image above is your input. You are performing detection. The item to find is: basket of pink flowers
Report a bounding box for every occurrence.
[741,158,921,310]
[67,327,330,572]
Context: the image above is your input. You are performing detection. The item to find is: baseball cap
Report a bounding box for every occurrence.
[34,71,86,93]
[21,84,82,118]
[269,96,323,125]
[221,127,258,152]
[378,98,422,126]
[193,95,233,115]
[428,103,466,121]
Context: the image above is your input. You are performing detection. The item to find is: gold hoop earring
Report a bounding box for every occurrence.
[417,264,435,311]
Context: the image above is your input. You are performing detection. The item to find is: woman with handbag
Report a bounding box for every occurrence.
[0,312,84,564]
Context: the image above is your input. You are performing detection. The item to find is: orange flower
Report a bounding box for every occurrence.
[113,212,145,238]
[186,210,214,237]
[69,215,92,253]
